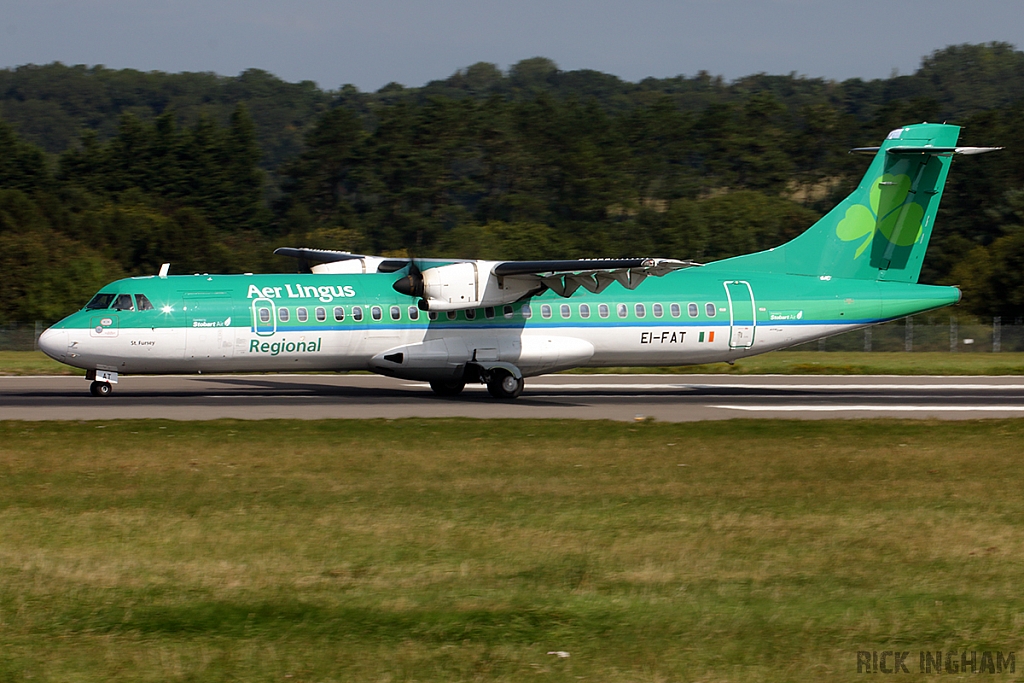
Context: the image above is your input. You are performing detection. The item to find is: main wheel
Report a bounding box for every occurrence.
[429,380,465,397]
[90,381,112,397]
[487,370,524,399]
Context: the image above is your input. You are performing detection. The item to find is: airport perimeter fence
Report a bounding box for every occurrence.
[2,318,1023,353]
[0,322,46,352]
[786,316,1024,352]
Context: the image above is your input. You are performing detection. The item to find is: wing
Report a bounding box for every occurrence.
[493,258,700,297]
[274,247,701,309]
[273,247,470,274]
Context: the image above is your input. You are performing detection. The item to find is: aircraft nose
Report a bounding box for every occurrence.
[38,327,69,361]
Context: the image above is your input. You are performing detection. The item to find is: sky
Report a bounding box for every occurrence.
[0,0,1021,91]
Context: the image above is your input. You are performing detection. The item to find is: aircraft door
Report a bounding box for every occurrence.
[184,293,235,360]
[89,314,119,338]
[252,298,276,336]
[724,281,756,348]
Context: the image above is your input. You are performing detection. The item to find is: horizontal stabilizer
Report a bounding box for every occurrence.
[850,146,1003,156]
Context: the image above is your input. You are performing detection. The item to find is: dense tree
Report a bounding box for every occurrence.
[2,42,1024,322]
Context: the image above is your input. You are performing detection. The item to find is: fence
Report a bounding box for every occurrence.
[787,317,1024,353]
[0,322,46,352]
[2,318,1023,353]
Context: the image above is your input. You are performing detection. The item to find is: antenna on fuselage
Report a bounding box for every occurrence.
[158,263,170,278]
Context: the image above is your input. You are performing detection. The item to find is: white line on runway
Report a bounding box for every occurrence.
[713,404,1024,412]
[450,383,1024,391]
[600,384,1023,391]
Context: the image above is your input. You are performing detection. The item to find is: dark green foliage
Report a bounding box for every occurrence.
[0,120,51,192]
[0,63,329,169]
[2,43,1024,322]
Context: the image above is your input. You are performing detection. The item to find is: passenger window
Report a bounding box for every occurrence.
[579,303,590,319]
[705,303,717,317]
[390,305,401,321]
[617,304,628,318]
[541,304,552,319]
[371,306,382,321]
[635,303,646,318]
[485,307,495,319]
[315,307,327,322]
[688,303,699,318]
[598,303,609,318]
[333,306,345,322]
[446,311,457,321]
[112,294,134,311]
[408,306,419,321]
[560,304,571,319]
[279,307,290,322]
[352,306,363,321]
[652,303,663,318]
[297,307,308,322]
[85,293,115,310]
[670,303,681,317]
[521,304,532,319]
[259,308,271,324]
[503,305,514,319]
[466,309,476,320]
[135,294,154,311]
[428,311,438,321]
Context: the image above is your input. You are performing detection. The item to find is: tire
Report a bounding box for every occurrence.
[487,370,524,399]
[429,380,465,397]
[90,381,112,397]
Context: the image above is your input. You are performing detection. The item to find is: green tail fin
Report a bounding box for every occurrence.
[721,122,961,283]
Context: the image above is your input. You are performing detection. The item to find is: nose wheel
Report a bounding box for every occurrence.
[90,381,112,397]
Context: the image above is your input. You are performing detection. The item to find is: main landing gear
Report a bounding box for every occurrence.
[429,380,465,397]
[428,364,525,400]
[486,368,524,399]
[90,381,112,397]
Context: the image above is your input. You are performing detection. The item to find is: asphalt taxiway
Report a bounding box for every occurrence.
[3,373,1024,421]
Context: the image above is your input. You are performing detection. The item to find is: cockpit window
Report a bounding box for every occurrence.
[85,293,116,310]
[135,294,154,311]
[112,294,134,311]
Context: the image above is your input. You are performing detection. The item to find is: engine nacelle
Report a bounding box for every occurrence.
[311,255,392,274]
[418,261,538,311]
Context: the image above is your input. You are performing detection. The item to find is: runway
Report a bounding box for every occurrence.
[3,373,1024,421]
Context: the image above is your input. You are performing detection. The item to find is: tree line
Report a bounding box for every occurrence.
[1,43,1023,323]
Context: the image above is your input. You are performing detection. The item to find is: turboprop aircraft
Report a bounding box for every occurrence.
[39,122,1000,398]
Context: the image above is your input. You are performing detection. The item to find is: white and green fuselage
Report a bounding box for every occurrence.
[38,268,958,375]
[38,123,990,396]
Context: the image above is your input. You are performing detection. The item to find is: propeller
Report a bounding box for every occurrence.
[392,259,424,298]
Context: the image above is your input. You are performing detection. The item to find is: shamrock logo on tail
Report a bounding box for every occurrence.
[836,174,924,258]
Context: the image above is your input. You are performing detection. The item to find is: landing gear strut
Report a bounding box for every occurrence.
[486,369,524,399]
[90,381,112,397]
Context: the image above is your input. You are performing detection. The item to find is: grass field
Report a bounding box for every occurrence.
[0,351,85,376]
[4,349,1024,377]
[1,419,1022,681]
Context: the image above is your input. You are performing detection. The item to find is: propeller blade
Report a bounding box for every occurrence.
[392,261,424,298]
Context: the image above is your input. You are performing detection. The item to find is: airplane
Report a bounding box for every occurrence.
[38,122,1000,398]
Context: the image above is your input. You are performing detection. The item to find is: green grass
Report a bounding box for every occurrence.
[0,351,84,376]
[1,419,1023,681]
[5,349,1024,377]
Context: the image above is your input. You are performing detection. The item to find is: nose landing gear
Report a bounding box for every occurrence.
[90,381,112,397]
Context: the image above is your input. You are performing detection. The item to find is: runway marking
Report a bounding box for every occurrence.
[530,383,1024,391]
[712,404,1024,412]
[402,383,1024,391]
